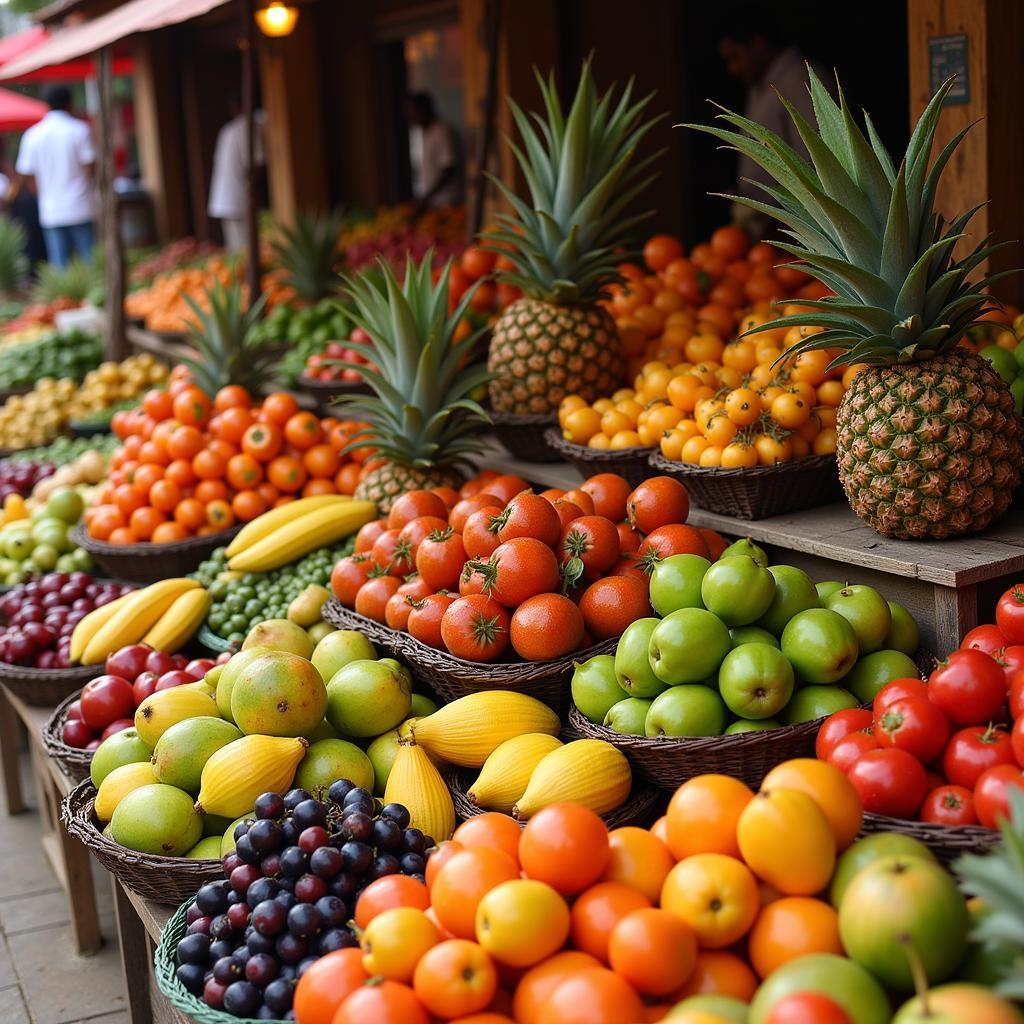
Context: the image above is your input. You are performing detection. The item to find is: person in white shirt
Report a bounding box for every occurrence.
[405,92,464,212]
[716,6,822,238]
[209,95,266,251]
[15,85,95,268]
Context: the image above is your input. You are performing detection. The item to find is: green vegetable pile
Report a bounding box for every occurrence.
[0,329,103,389]
[253,299,351,386]
[4,433,120,465]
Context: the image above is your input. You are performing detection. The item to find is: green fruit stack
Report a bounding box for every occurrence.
[572,539,921,740]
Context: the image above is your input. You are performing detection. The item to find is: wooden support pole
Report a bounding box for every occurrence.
[242,0,260,306]
[469,0,502,239]
[97,46,126,361]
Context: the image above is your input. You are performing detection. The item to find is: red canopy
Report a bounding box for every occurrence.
[0,26,134,82]
[0,86,46,131]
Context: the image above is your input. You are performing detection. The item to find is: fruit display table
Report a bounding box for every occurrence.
[473,437,1024,656]
[0,685,104,955]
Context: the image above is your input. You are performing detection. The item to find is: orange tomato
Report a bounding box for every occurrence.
[142,389,173,421]
[214,384,251,411]
[214,405,254,444]
[284,411,324,450]
[131,463,165,495]
[172,387,212,427]
[152,520,189,543]
[261,391,299,425]
[167,425,204,461]
[174,498,206,531]
[195,479,229,504]
[232,489,268,522]
[242,422,283,462]
[747,896,842,978]
[113,484,146,518]
[536,967,644,1024]
[129,506,165,541]
[710,225,749,261]
[227,453,263,490]
[569,881,650,962]
[303,443,341,479]
[267,455,307,493]
[207,438,238,461]
[452,814,521,865]
[650,816,669,845]
[334,463,362,495]
[643,235,684,272]
[137,440,169,467]
[666,775,753,859]
[149,479,182,513]
[107,526,136,545]
[292,949,368,1024]
[354,875,429,930]
[600,827,674,904]
[205,499,235,530]
[674,951,758,1002]
[165,459,197,488]
[302,478,337,497]
[761,759,863,851]
[511,952,602,1024]
[608,907,698,996]
[425,840,464,891]
[660,853,759,949]
[519,804,610,896]
[430,848,520,940]
[412,940,497,1020]
[333,981,428,1024]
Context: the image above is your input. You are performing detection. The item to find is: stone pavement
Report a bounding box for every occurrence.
[0,752,128,1024]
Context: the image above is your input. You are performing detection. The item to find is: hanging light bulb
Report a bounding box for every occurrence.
[255,2,299,38]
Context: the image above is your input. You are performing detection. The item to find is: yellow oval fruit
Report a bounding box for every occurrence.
[468,733,563,813]
[196,735,307,818]
[134,688,220,748]
[384,741,455,841]
[94,761,159,822]
[514,739,631,819]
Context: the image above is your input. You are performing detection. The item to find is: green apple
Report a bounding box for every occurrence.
[30,543,58,571]
[883,601,920,657]
[648,608,731,684]
[826,585,892,655]
[4,531,33,560]
[409,693,437,718]
[816,580,844,601]
[311,629,377,683]
[604,697,652,735]
[845,649,919,703]
[781,608,859,683]
[720,537,768,567]
[572,654,627,722]
[701,555,776,626]
[614,618,667,697]
[724,718,779,734]
[649,553,710,615]
[830,832,936,906]
[729,625,779,648]
[979,344,1018,384]
[46,488,84,524]
[780,685,857,724]
[667,995,748,1022]
[756,564,820,636]
[645,685,726,737]
[718,642,795,719]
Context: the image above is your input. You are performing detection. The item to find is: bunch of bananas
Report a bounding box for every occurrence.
[70,578,211,665]
[225,495,376,572]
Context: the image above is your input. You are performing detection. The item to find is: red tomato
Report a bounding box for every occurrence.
[961,623,1008,656]
[872,677,929,716]
[1001,644,1024,682]
[815,708,872,761]
[872,696,949,764]
[920,785,978,826]
[927,650,1008,726]
[942,725,1016,788]
[1011,669,1024,719]
[1013,716,1024,768]
[415,527,468,592]
[847,748,928,818]
[997,584,1024,644]
[974,763,1024,828]
[331,555,374,606]
[765,992,852,1024]
[827,731,880,774]
[80,675,135,731]
[439,594,510,661]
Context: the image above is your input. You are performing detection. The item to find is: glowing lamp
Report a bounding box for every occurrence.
[255,2,299,37]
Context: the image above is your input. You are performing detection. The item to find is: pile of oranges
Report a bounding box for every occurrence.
[290,758,878,1024]
[84,368,374,545]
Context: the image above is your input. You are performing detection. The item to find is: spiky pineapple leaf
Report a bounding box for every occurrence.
[269,210,344,303]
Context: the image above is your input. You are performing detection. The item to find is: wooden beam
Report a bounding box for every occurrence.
[97,46,126,361]
[242,0,260,304]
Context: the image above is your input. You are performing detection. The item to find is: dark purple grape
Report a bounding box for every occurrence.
[339,841,372,873]
[245,952,279,987]
[263,977,295,1013]
[248,819,284,853]
[372,817,403,850]
[275,933,307,965]
[327,779,356,805]
[176,962,206,995]
[277,876,296,894]
[209,914,234,941]
[213,956,245,985]
[294,874,327,903]
[226,890,245,907]
[283,788,312,811]
[176,933,212,965]
[422,835,436,851]
[222,852,243,875]
[279,965,298,982]
[319,929,357,954]
[280,819,301,845]
[246,931,275,956]
[209,939,235,961]
[342,788,375,816]
[400,828,426,855]
[226,903,250,931]
[234,820,252,840]
[400,852,426,876]
[246,878,279,908]
[314,896,347,928]
[230,864,262,895]
[275,891,296,911]
[260,852,282,879]
[379,803,411,829]
[292,800,328,830]
[186,902,203,925]
[279,846,308,877]
[251,899,287,937]
[339,812,372,843]
[234,835,259,865]
[203,978,227,1009]
[296,957,319,979]
[328,873,358,900]
[254,792,286,820]
[369,854,400,880]
[187,916,212,936]
[256,1003,278,1019]
[309,846,342,879]
[223,980,261,1017]
[298,826,329,853]
[286,903,321,937]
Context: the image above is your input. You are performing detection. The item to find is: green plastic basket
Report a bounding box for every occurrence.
[197,624,234,655]
[155,899,287,1024]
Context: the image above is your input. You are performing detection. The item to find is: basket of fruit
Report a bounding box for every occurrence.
[71,524,241,583]
[648,450,844,520]
[543,428,654,488]
[42,690,94,782]
[487,411,561,463]
[62,778,222,904]
[296,374,370,409]
[857,812,1000,866]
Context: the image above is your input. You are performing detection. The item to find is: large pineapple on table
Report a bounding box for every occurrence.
[688,70,1022,540]
[485,61,660,416]
[339,255,490,512]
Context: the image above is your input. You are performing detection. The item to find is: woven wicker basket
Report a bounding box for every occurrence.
[489,411,560,463]
[71,524,239,583]
[42,691,93,783]
[297,374,371,413]
[62,779,222,904]
[446,767,663,829]
[0,661,103,707]
[544,429,653,487]
[155,899,287,1024]
[648,450,844,520]
[859,812,1000,866]
[322,600,614,711]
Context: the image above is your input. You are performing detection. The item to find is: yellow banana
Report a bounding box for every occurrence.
[228,501,376,572]
[225,495,352,558]
[70,591,136,663]
[142,589,212,652]
[82,578,199,665]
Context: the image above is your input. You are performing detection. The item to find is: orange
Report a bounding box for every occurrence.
[608,907,697,996]
[192,479,228,505]
[475,878,569,968]
[131,463,164,495]
[268,455,307,493]
[650,816,669,845]
[601,827,673,903]
[360,906,439,982]
[431,847,520,940]
[511,951,602,1024]
[129,506,165,541]
[453,814,521,866]
[214,405,254,444]
[113,484,146,519]
[167,425,204,461]
[149,479,182,513]
[761,759,863,851]
[569,881,650,962]
[412,939,497,1020]
[165,458,197,488]
[172,387,212,427]
[232,490,268,522]
[174,498,206,531]
[666,775,754,859]
[536,967,644,1024]
[192,449,226,481]
[333,980,428,1024]
[303,443,341,479]
[214,384,251,411]
[747,896,842,978]
[292,948,368,1024]
[518,804,609,896]
[227,453,263,490]
[674,951,758,1002]
[425,840,463,891]
[660,854,759,949]
[261,391,299,425]
[735,789,836,895]
[354,875,429,930]
[107,526,137,545]
[151,521,188,543]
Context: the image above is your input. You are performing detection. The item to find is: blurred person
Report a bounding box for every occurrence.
[15,85,95,267]
[405,91,464,212]
[209,93,266,251]
[0,139,45,275]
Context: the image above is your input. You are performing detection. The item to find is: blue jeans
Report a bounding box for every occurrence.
[42,221,95,267]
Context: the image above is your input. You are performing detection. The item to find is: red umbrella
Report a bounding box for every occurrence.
[0,86,47,132]
[0,26,133,82]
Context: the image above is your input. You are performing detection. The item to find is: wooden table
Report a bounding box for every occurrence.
[0,685,104,955]
[472,438,1024,655]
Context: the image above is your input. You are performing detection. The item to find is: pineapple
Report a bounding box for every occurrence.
[0,219,27,296]
[269,210,343,303]
[340,255,490,511]
[485,61,660,416]
[180,280,277,397]
[688,70,1022,539]
[31,256,101,306]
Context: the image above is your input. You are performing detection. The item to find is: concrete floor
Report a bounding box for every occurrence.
[0,753,128,1024]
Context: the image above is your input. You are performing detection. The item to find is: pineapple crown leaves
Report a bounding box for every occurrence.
[179,279,274,398]
[956,788,1024,998]
[335,254,491,473]
[484,58,665,305]
[269,209,345,303]
[0,218,27,294]
[683,67,1017,368]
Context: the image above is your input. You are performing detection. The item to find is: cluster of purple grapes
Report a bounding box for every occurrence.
[0,459,54,500]
[173,780,434,1019]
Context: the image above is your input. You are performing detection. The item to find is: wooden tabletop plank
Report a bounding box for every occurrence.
[122,881,174,943]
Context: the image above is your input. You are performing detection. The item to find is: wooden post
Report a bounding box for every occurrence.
[469,0,502,239]
[242,0,260,306]
[97,46,126,361]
